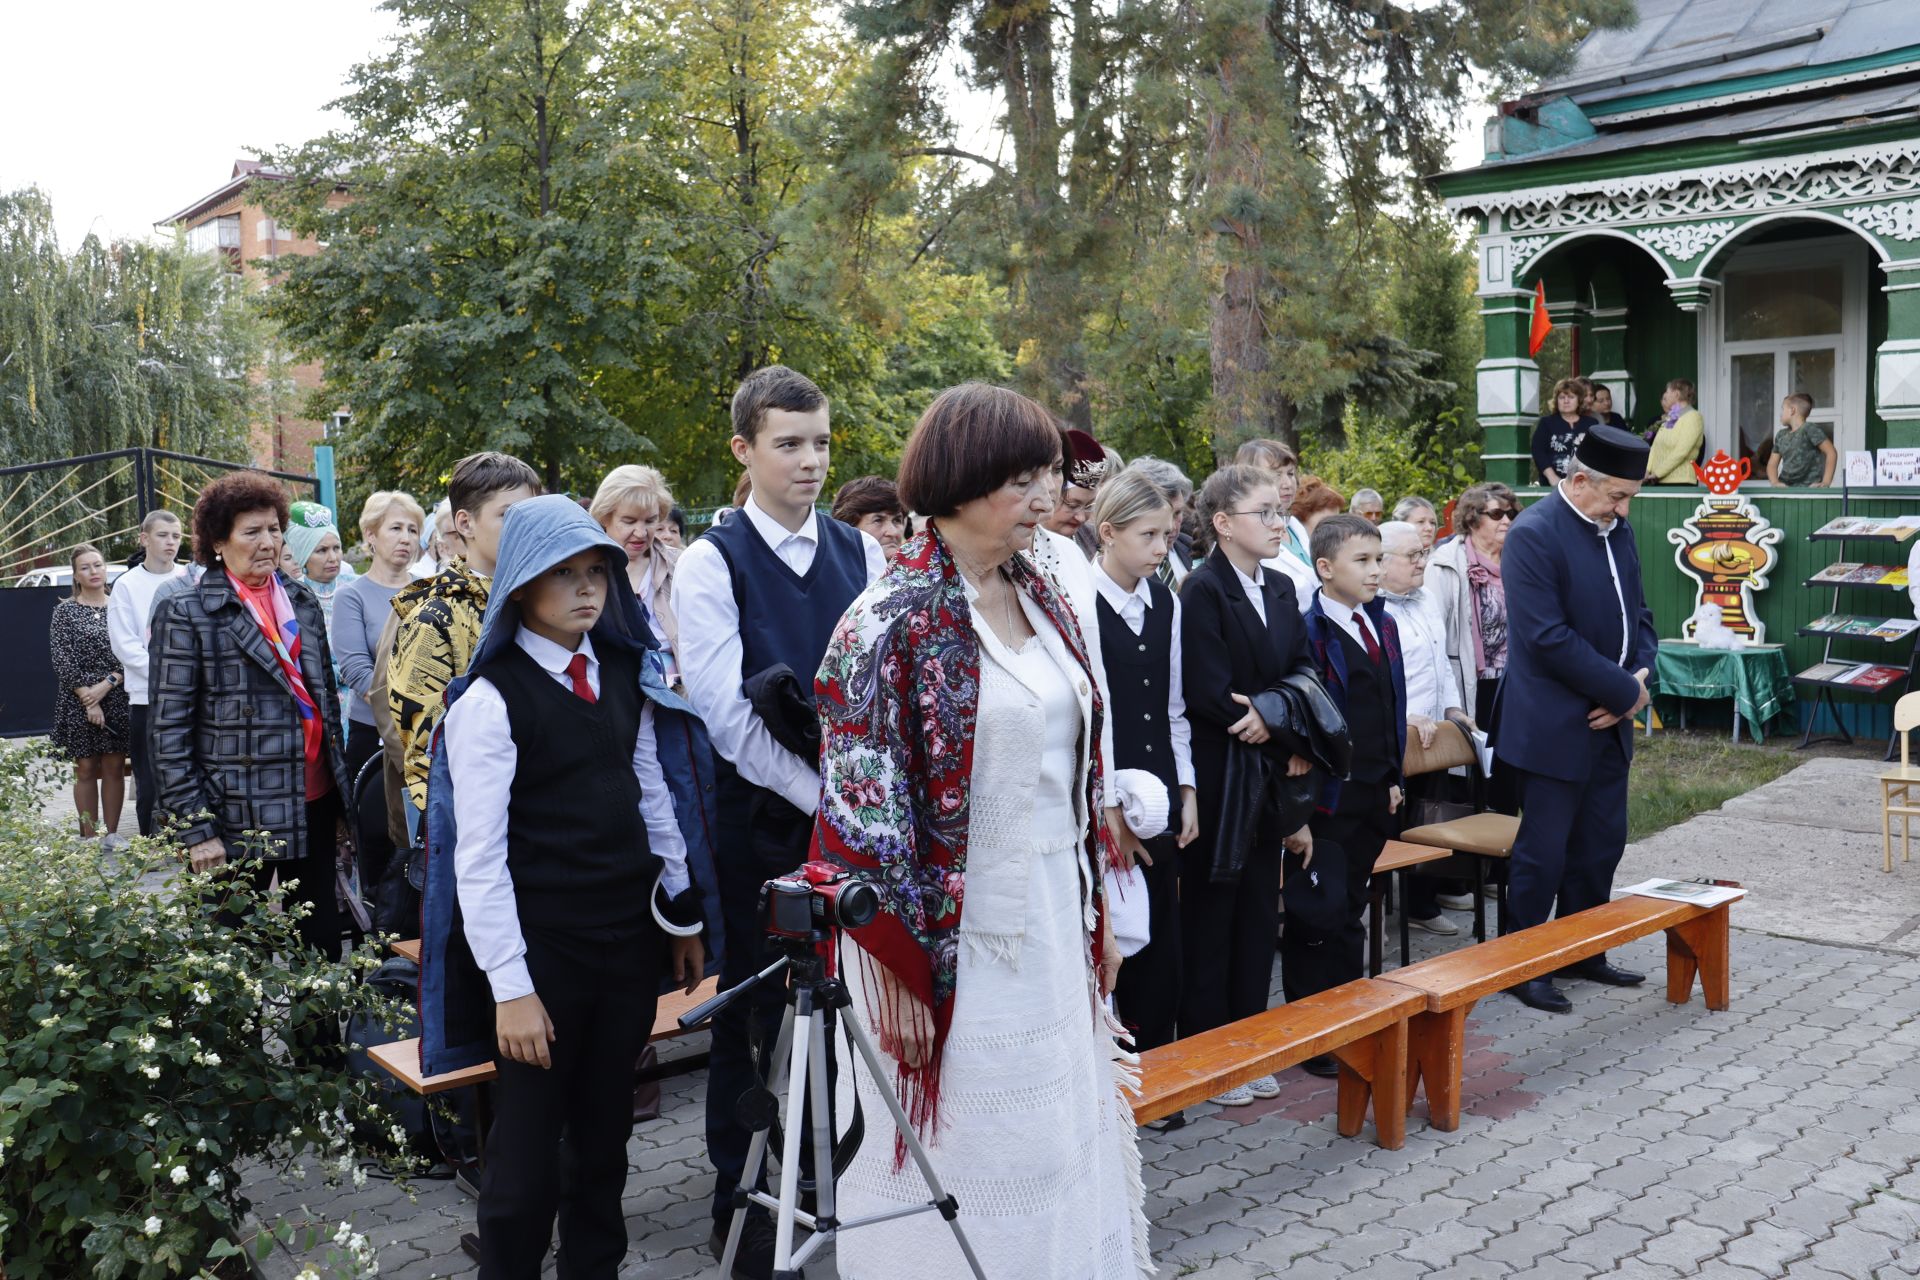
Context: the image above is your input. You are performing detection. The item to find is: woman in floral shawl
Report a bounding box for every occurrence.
[814,383,1150,1278]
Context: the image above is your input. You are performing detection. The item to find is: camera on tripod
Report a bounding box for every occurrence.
[759,861,881,940]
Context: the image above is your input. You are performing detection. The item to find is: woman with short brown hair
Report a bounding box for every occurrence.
[150,470,349,959]
[1532,378,1597,485]
[820,381,1148,1277]
[1426,480,1520,809]
[48,544,129,845]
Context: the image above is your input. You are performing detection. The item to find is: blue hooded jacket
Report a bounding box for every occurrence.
[418,495,724,1076]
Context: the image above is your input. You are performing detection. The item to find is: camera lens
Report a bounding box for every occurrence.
[834,880,881,929]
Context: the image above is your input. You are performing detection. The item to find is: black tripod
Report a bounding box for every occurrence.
[680,935,987,1279]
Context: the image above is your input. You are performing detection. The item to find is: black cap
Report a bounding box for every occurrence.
[1282,845,1348,934]
[1574,423,1650,482]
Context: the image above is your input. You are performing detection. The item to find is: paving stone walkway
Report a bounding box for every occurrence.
[246,758,1920,1278]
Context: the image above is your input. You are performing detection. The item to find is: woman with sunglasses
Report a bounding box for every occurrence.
[1426,482,1519,811]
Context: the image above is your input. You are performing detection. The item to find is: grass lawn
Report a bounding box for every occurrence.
[1626,732,1804,842]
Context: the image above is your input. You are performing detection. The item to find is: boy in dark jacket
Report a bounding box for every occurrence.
[1297,515,1407,1072]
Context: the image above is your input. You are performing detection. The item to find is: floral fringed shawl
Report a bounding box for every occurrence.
[812,525,1119,1139]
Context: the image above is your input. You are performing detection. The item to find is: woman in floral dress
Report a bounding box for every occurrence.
[48,544,130,842]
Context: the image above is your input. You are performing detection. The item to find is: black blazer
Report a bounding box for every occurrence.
[1180,546,1317,842]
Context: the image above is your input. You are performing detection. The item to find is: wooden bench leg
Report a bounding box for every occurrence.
[1404,1004,1469,1132]
[1666,907,1731,1011]
[1332,1016,1408,1150]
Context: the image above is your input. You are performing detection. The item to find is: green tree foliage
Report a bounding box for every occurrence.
[0,190,259,470]
[0,191,259,563]
[262,0,1013,508]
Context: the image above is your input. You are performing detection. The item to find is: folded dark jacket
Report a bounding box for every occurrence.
[1211,671,1351,886]
[744,664,821,764]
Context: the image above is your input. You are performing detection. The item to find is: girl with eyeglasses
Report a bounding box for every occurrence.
[1425,481,1520,813]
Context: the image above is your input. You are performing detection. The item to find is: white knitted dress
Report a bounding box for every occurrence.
[835,595,1150,1279]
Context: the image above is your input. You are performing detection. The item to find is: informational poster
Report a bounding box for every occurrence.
[1876,448,1920,486]
[1846,451,1876,487]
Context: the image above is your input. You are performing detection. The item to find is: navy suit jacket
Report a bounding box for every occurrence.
[1491,490,1659,782]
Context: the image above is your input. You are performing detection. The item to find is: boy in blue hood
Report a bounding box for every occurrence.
[431,495,705,1277]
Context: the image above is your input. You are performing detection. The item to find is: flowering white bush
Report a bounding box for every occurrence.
[0,743,408,1276]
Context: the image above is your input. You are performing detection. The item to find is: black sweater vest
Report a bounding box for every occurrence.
[1095,578,1179,797]
[480,641,658,930]
[701,512,869,690]
[1336,626,1399,786]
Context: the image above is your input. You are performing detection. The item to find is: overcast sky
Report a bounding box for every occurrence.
[4,2,1486,252]
[1,1,396,249]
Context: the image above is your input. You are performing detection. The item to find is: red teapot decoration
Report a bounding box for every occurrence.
[1693,450,1750,495]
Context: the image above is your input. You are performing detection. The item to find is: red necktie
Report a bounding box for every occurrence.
[1352,611,1382,665]
[566,652,597,704]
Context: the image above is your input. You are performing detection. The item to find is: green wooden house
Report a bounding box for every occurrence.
[1432,0,1920,739]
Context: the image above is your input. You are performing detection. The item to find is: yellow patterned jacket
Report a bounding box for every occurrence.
[387,560,490,820]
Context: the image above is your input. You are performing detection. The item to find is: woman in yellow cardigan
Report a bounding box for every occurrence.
[1647,378,1705,484]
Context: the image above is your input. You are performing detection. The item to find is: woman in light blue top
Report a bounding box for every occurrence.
[333,489,424,788]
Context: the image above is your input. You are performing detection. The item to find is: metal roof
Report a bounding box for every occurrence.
[1544,0,1920,103]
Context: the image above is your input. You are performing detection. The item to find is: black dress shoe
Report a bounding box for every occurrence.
[1512,978,1572,1013]
[1559,959,1646,987]
[710,1208,803,1280]
[1148,1109,1188,1133]
[1300,1054,1340,1079]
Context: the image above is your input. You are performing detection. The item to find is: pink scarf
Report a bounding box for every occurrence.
[229,571,330,799]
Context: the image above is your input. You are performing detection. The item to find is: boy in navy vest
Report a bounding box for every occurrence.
[671,366,885,1277]
[439,496,704,1277]
[1298,515,1407,1073]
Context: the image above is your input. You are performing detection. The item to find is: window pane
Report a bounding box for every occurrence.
[1732,352,1775,468]
[1788,348,1835,411]
[1723,266,1842,341]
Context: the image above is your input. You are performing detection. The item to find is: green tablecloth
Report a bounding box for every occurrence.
[1652,641,1795,743]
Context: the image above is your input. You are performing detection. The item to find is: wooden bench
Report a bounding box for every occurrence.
[1369,839,1454,976]
[1378,895,1732,1132]
[368,974,722,1089]
[1132,978,1422,1148]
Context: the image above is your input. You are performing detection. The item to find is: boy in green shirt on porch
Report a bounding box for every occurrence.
[1767,392,1836,488]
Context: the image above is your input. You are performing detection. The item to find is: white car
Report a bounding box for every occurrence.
[14,564,132,589]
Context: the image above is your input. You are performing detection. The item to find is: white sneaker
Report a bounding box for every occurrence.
[1408,913,1460,936]
[1436,892,1475,911]
[1209,1084,1255,1107]
[101,833,129,853]
[1244,1074,1282,1099]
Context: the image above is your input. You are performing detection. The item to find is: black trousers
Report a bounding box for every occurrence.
[344,718,383,796]
[1507,730,1631,935]
[1289,779,1395,1003]
[1178,828,1282,1037]
[706,787,824,1225]
[209,793,345,960]
[1113,832,1181,1053]
[480,921,661,1279]
[130,703,157,837]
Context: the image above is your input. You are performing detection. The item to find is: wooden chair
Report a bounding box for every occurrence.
[1398,718,1518,940]
[1369,840,1452,974]
[1879,691,1920,872]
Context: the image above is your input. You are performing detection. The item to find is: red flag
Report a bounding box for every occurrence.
[1528,279,1553,357]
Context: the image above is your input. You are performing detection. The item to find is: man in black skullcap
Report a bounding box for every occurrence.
[1492,424,1659,1013]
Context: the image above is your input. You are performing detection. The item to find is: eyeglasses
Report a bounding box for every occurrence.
[1386,550,1431,565]
[1483,508,1517,522]
[1228,508,1288,527]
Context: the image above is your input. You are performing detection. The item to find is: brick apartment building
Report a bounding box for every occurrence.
[158,159,349,476]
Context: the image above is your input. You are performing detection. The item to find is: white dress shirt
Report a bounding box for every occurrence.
[1026,524,1118,797]
[444,629,692,1002]
[1092,565,1197,789]
[1557,486,1630,665]
[672,493,886,814]
[1383,589,1460,722]
[1233,561,1269,627]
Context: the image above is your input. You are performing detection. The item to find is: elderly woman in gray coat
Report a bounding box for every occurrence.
[149,470,349,959]
[1424,480,1518,809]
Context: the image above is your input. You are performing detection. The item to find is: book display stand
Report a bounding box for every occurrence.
[1794,495,1920,753]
